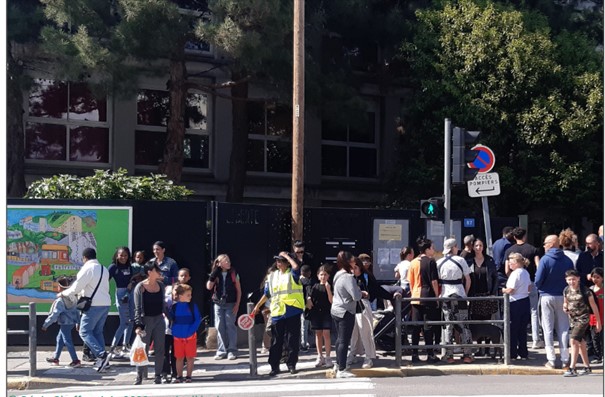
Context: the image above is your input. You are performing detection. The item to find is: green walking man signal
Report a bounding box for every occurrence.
[420,198,442,219]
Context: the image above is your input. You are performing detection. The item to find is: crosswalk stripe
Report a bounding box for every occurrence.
[17,378,375,397]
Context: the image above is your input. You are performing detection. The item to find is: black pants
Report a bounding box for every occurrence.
[269,315,301,371]
[162,334,176,377]
[333,311,355,371]
[411,304,440,357]
[591,327,603,360]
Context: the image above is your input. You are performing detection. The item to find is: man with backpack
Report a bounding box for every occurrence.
[437,238,473,364]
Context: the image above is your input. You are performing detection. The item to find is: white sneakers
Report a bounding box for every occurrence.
[336,369,356,378]
[362,358,373,369]
[532,341,545,349]
[323,357,333,368]
[227,352,237,360]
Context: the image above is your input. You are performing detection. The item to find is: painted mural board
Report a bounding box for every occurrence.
[7,205,132,313]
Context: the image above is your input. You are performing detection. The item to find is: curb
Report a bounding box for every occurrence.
[293,365,604,379]
[7,377,103,391]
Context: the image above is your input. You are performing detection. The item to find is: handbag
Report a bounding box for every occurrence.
[76,266,104,312]
[355,300,365,314]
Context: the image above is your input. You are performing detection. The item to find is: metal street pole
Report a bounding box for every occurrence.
[444,118,451,238]
[292,0,305,242]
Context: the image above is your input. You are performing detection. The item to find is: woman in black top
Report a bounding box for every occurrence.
[466,238,499,321]
[133,261,166,385]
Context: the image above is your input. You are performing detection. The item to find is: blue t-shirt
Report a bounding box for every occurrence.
[170,301,201,339]
[108,263,133,288]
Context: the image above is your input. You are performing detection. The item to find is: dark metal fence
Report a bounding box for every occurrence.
[393,294,511,366]
[7,302,37,376]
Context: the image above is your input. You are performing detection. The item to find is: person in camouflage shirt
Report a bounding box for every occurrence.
[562,269,602,377]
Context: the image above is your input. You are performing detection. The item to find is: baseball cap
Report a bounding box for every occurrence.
[443,238,458,255]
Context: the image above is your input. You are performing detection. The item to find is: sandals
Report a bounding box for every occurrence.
[173,377,185,383]
[185,376,192,383]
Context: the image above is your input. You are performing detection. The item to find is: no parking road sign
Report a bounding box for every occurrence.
[468,172,501,198]
[468,144,495,174]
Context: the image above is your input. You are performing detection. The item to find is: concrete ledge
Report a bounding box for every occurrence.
[7,377,102,391]
[297,365,603,380]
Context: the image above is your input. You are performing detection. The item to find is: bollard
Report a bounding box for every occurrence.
[394,295,402,368]
[29,302,37,377]
[247,302,257,376]
[503,293,510,365]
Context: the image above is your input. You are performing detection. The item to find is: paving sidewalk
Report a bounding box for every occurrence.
[7,345,603,391]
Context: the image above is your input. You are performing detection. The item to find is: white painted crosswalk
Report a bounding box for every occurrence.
[8,380,604,397]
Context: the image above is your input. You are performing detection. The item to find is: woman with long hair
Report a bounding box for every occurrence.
[206,254,241,360]
[467,238,499,355]
[108,246,134,357]
[330,251,362,378]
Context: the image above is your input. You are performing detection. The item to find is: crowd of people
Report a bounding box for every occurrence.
[41,226,604,382]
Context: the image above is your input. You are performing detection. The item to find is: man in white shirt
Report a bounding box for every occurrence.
[59,248,111,372]
[437,238,473,364]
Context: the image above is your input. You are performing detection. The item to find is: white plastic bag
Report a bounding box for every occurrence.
[129,334,150,366]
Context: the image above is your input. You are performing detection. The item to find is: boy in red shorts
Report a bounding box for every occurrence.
[169,284,201,383]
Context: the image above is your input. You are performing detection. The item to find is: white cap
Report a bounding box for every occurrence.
[443,238,458,255]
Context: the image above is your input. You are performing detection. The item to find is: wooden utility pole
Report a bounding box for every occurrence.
[292,0,305,242]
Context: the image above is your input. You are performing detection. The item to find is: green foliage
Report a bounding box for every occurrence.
[24,168,193,200]
[392,0,603,223]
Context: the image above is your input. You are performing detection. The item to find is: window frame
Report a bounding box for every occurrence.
[321,100,380,180]
[247,102,293,176]
[134,83,213,173]
[23,78,112,167]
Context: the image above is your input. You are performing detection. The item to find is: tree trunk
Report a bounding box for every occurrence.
[7,45,27,198]
[225,69,249,203]
[159,48,187,183]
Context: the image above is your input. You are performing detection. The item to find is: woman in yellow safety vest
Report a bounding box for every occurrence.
[252,252,304,377]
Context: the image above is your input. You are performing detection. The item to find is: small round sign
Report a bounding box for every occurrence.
[237,314,254,331]
[468,144,495,173]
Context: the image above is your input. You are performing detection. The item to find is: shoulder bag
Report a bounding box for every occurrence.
[76,266,104,312]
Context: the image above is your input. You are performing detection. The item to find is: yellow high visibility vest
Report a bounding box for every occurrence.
[269,269,304,317]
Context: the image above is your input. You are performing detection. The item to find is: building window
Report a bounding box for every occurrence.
[25,79,109,163]
[321,106,379,178]
[246,102,292,174]
[135,88,210,169]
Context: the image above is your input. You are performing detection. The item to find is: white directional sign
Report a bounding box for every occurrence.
[467,172,501,198]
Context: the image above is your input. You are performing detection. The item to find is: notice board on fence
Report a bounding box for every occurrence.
[372,219,409,281]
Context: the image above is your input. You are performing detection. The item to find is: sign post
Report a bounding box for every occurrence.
[466,146,499,254]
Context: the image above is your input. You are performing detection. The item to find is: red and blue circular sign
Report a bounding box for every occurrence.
[468,144,495,173]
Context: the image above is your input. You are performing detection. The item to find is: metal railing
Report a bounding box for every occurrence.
[393,294,510,366]
[7,302,37,376]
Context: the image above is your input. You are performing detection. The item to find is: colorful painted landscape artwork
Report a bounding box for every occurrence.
[7,206,131,313]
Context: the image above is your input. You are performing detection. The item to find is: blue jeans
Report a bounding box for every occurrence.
[214,302,238,355]
[79,305,110,358]
[540,295,569,363]
[111,288,134,347]
[529,283,542,343]
[333,311,355,371]
[54,324,78,361]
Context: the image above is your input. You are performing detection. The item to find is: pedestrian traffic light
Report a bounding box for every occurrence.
[420,199,440,219]
[452,127,481,184]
